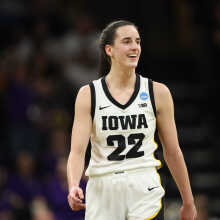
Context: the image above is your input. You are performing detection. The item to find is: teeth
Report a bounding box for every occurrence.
[128,54,137,57]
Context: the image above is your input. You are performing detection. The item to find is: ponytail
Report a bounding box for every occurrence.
[98,49,111,77]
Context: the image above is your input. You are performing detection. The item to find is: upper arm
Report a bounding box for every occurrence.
[153,82,180,153]
[71,85,92,155]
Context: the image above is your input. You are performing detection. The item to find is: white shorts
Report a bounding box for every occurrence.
[85,167,165,220]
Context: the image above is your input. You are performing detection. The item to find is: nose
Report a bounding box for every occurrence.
[130,41,140,51]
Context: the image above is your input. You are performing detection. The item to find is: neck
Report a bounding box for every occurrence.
[106,66,136,88]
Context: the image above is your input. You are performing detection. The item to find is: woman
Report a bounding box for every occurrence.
[67,20,197,220]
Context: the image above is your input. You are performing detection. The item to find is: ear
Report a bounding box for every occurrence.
[105,44,112,57]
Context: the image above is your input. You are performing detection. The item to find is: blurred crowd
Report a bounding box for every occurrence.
[0,0,220,219]
[0,1,100,219]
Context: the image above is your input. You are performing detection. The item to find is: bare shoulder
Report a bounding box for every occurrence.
[153,81,171,97]
[152,81,173,112]
[77,84,91,98]
[75,84,91,111]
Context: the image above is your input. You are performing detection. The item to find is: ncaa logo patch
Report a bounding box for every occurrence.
[140,92,149,100]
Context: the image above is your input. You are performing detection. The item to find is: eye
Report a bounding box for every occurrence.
[123,39,130,44]
[136,39,141,45]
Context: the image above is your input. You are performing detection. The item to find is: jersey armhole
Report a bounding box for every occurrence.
[89,82,96,121]
[148,79,157,117]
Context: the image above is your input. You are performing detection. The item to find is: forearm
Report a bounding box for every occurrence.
[164,146,194,205]
[67,150,85,191]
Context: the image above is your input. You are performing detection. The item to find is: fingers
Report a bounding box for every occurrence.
[180,211,197,220]
[68,186,85,211]
[78,188,84,200]
[69,200,86,211]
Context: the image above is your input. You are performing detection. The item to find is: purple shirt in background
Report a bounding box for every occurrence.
[6,174,42,203]
[6,81,34,124]
[43,176,87,220]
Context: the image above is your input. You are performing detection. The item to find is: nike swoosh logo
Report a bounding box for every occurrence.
[147,186,160,191]
[99,105,111,110]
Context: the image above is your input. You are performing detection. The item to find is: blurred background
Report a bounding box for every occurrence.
[0,0,219,219]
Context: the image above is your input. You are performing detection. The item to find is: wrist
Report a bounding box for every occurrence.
[69,182,79,192]
[182,199,195,206]
[181,192,195,206]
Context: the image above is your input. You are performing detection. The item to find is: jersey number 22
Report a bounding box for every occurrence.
[107,133,145,161]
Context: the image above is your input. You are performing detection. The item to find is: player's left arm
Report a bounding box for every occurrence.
[153,81,197,220]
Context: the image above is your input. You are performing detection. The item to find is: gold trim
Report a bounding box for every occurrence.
[153,138,162,169]
[144,167,163,220]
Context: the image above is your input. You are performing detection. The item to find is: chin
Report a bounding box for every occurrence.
[121,61,138,70]
[128,63,138,69]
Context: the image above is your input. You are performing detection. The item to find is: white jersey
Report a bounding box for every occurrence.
[85,74,161,177]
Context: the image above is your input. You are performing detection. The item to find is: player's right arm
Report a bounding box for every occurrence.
[67,85,92,211]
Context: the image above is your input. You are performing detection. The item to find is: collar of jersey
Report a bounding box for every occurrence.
[101,74,140,110]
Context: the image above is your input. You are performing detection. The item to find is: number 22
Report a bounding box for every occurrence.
[107,133,145,161]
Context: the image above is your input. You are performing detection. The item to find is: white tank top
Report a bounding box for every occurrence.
[85,74,161,177]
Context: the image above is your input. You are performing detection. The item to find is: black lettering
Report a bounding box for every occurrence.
[107,133,145,161]
[102,114,148,131]
[102,116,108,130]
[119,115,137,130]
[137,114,148,129]
[109,116,118,130]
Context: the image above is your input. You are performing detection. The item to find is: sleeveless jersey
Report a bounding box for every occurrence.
[85,74,161,177]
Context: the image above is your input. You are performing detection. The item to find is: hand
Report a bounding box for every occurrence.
[180,203,197,220]
[68,185,86,211]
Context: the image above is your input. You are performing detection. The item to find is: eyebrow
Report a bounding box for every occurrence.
[121,37,141,41]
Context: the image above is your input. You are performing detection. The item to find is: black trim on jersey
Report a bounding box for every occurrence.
[101,74,140,110]
[148,79,156,117]
[89,82,96,121]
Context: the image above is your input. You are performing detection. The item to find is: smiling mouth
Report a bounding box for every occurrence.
[128,56,138,61]
[128,54,138,58]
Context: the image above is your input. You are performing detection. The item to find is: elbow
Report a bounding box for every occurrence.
[163,145,183,163]
[69,144,86,159]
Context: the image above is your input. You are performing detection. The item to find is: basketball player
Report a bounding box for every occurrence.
[67,20,197,220]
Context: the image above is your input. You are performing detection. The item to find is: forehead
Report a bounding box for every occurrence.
[115,25,140,39]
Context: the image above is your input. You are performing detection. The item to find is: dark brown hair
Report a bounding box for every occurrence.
[98,20,138,77]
